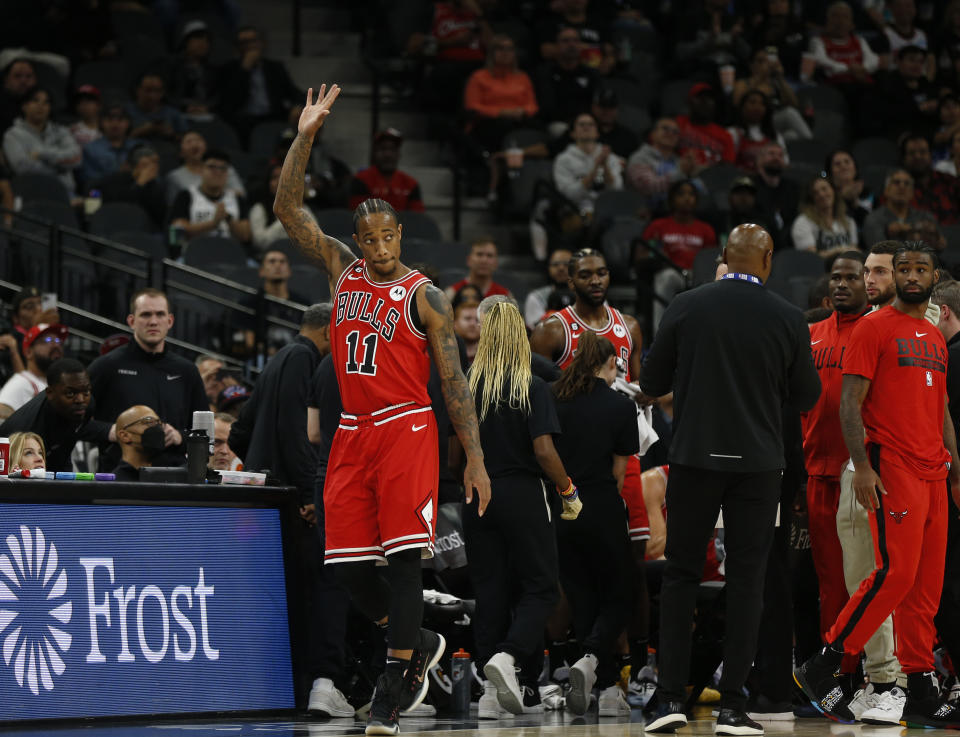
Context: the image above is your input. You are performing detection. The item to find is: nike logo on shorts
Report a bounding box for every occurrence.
[412,424,427,432]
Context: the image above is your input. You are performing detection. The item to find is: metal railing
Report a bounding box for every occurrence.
[1,209,308,376]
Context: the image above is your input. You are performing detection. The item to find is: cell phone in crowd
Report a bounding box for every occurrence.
[41,293,57,311]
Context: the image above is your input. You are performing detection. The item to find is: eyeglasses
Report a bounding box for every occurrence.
[121,415,161,430]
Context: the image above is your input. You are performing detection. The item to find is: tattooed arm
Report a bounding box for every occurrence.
[417,283,491,515]
[839,373,884,510]
[273,84,355,289]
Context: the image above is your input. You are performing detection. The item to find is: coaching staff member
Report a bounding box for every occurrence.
[88,288,208,470]
[639,223,820,735]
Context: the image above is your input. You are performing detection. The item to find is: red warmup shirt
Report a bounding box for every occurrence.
[801,309,869,477]
[676,115,736,167]
[843,306,950,479]
[820,34,872,84]
[621,454,649,541]
[643,216,717,270]
[450,279,510,298]
[349,167,425,213]
[431,2,485,62]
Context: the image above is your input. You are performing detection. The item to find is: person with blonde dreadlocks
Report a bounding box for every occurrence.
[452,300,581,717]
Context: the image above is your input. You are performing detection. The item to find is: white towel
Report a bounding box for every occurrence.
[612,377,660,455]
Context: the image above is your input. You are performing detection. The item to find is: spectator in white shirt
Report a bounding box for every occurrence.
[0,323,67,419]
[790,177,858,258]
[553,112,623,215]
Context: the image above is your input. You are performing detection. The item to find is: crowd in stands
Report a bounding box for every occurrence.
[3,0,960,726]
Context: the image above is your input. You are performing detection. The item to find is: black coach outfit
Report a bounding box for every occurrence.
[935,330,960,673]
[88,339,208,469]
[0,393,110,472]
[639,273,820,710]
[464,376,562,681]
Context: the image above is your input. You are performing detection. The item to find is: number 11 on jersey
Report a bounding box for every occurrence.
[345,330,379,375]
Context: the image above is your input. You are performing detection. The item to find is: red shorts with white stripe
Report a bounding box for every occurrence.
[324,402,439,564]
[621,455,650,542]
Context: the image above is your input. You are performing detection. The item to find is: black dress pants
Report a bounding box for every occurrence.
[463,475,560,670]
[556,485,633,688]
[935,502,960,670]
[658,465,781,710]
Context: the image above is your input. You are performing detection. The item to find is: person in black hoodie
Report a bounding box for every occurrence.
[0,358,112,472]
[87,288,208,471]
[228,302,331,511]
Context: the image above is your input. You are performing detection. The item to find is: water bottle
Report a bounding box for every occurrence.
[539,649,551,686]
[185,429,209,484]
[84,189,102,216]
[450,648,472,715]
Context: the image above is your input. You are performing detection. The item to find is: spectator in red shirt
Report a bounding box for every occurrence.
[444,237,515,301]
[419,0,490,113]
[808,1,879,86]
[901,131,960,225]
[676,83,736,167]
[463,34,538,154]
[642,180,717,328]
[348,128,425,213]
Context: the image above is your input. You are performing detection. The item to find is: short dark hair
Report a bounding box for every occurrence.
[353,198,398,233]
[899,131,930,160]
[823,149,859,180]
[127,144,157,167]
[129,287,169,314]
[569,247,606,273]
[870,240,901,257]
[202,148,230,164]
[46,358,86,387]
[301,302,333,329]
[808,274,831,309]
[667,179,698,208]
[19,85,49,108]
[834,250,865,264]
[2,58,34,81]
[260,248,288,263]
[893,241,939,268]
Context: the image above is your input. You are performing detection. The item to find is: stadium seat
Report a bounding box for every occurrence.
[698,163,741,196]
[20,200,79,230]
[110,231,168,269]
[601,218,647,277]
[74,59,130,95]
[400,211,442,241]
[289,266,332,302]
[182,235,247,268]
[771,249,826,280]
[504,159,554,218]
[441,267,468,288]
[813,110,848,150]
[805,84,848,115]
[313,208,355,243]
[12,173,69,205]
[402,239,469,271]
[192,118,242,151]
[659,79,694,117]
[782,162,821,188]
[691,247,721,286]
[594,191,646,224]
[89,203,153,238]
[861,164,892,198]
[786,139,832,167]
[619,104,652,137]
[249,121,290,159]
[852,137,900,168]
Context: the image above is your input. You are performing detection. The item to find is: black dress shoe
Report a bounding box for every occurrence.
[644,700,688,732]
[716,708,764,735]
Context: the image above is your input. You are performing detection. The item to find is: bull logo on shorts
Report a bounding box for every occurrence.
[888,509,908,524]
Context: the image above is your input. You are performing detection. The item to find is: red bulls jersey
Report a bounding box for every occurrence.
[801,309,868,477]
[332,259,432,414]
[552,305,634,380]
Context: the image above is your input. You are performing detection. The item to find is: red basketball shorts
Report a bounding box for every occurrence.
[621,456,650,542]
[324,402,439,565]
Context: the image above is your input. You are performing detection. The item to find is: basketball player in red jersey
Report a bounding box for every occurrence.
[795,244,960,729]
[530,248,643,380]
[801,251,870,692]
[274,84,491,736]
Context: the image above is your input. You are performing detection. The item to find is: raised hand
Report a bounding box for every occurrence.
[298,84,341,138]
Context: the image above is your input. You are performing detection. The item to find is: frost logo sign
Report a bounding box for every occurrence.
[0,526,72,694]
[0,503,295,721]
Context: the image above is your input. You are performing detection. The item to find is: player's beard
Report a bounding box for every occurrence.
[574,284,606,308]
[895,281,934,304]
[867,285,896,306]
